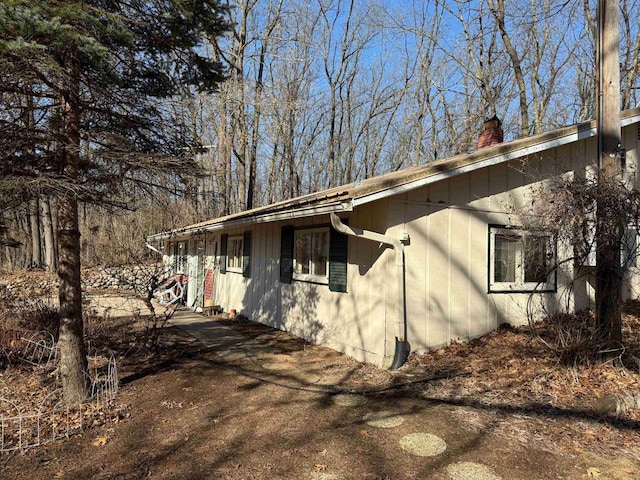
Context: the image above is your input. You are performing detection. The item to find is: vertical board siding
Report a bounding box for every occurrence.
[426,204,450,348]
[172,122,640,365]
[449,174,471,341]
[212,212,390,365]
[399,132,612,354]
[404,203,428,351]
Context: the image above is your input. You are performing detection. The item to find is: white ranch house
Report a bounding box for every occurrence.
[148,108,640,368]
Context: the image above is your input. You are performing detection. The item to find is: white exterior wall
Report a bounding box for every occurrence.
[623,122,640,300]
[388,122,640,355]
[203,206,393,365]
[163,122,640,366]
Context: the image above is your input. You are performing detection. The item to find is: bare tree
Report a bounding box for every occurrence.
[29,197,42,268]
[620,0,640,109]
[318,0,378,187]
[526,0,577,133]
[487,0,530,135]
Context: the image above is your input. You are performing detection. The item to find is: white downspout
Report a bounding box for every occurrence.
[330,213,410,369]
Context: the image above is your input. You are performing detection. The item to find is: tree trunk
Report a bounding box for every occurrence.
[489,0,530,136]
[29,197,41,268]
[57,53,88,404]
[58,194,87,403]
[595,0,623,352]
[17,207,30,268]
[42,196,57,272]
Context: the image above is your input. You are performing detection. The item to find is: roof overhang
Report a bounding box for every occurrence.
[147,200,353,242]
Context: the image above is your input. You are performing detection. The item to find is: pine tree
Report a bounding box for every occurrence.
[0,0,230,403]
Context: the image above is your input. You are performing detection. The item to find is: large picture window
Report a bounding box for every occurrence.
[293,228,330,283]
[227,235,244,272]
[489,226,555,292]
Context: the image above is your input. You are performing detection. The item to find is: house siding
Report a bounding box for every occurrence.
[159,120,640,367]
[380,122,639,357]
[202,205,392,365]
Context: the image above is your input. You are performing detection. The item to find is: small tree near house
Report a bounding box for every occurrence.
[88,211,185,348]
[520,166,640,363]
[101,262,179,349]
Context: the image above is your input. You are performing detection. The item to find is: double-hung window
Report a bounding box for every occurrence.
[220,232,251,277]
[293,228,330,284]
[226,235,244,272]
[489,225,555,292]
[280,223,348,292]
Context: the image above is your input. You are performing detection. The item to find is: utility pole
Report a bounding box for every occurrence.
[595,0,623,351]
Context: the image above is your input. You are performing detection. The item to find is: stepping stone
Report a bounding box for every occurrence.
[363,411,404,428]
[446,461,502,480]
[399,433,447,457]
[331,394,368,407]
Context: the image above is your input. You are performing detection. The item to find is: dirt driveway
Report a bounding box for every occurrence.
[3,308,639,480]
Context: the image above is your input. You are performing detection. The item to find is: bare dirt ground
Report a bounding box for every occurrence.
[2,278,640,479]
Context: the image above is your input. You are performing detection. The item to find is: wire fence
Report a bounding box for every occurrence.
[0,332,119,453]
[20,331,57,367]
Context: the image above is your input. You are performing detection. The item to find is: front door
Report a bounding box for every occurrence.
[186,238,203,308]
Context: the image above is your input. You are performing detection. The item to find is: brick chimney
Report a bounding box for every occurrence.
[477,115,503,149]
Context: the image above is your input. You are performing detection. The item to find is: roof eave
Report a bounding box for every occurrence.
[147,200,354,242]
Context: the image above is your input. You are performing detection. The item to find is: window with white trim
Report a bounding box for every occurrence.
[227,235,244,272]
[293,227,330,283]
[489,226,556,292]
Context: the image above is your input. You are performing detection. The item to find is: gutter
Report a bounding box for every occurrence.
[148,201,353,242]
[329,213,410,370]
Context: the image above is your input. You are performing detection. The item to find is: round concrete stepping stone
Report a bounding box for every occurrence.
[363,411,405,428]
[331,393,368,407]
[399,433,447,457]
[446,462,502,480]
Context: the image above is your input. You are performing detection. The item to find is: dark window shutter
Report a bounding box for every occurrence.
[329,220,348,292]
[280,225,294,284]
[220,234,228,274]
[242,231,252,278]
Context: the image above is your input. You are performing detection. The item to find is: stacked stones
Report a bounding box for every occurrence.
[0,266,154,294]
[82,267,152,291]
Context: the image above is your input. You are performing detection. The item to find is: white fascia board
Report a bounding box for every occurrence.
[353,126,602,208]
[147,201,353,241]
[622,113,640,127]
